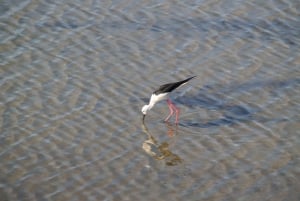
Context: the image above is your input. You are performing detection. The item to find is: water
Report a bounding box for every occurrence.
[0,0,299,200]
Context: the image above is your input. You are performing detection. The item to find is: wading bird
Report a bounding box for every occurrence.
[142,76,196,124]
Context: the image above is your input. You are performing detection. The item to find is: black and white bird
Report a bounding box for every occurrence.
[142,76,196,124]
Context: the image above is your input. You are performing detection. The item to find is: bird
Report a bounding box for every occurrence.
[142,76,196,124]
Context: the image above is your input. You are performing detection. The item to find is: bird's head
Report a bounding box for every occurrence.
[141,105,149,122]
[142,104,154,122]
[141,105,149,115]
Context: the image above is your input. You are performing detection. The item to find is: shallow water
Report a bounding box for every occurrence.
[0,0,300,200]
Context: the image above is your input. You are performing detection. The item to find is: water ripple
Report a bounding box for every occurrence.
[0,0,299,200]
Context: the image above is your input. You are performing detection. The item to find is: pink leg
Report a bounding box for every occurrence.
[164,99,174,122]
[165,99,180,124]
[174,105,180,124]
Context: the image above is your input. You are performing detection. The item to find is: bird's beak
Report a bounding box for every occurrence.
[142,114,146,122]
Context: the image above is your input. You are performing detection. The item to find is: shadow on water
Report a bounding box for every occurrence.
[177,94,256,128]
[175,78,299,128]
[141,122,183,166]
[179,111,253,128]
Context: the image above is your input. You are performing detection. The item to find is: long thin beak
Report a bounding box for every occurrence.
[142,114,146,122]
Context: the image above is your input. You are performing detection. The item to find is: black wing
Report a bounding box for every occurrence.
[153,76,196,95]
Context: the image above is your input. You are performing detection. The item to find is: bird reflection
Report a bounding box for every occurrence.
[141,122,183,166]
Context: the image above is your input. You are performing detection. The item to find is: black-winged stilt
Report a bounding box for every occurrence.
[142,76,196,124]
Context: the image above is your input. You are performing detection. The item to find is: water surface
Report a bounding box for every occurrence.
[0,0,299,200]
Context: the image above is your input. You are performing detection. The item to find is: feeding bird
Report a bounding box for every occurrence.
[142,76,196,124]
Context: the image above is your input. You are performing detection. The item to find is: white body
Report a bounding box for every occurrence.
[141,93,168,115]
